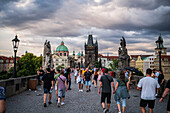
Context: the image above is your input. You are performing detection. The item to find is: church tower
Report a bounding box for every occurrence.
[85,34,98,68]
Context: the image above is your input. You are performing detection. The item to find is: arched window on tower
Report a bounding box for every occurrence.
[60,53,62,56]
[64,53,66,56]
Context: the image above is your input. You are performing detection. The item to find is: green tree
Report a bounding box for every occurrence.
[34,56,43,71]
[109,59,118,71]
[17,69,29,77]
[94,61,99,68]
[56,64,64,70]
[0,53,42,79]
[16,53,42,77]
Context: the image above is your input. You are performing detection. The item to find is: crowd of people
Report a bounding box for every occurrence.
[35,67,170,113]
[0,66,169,113]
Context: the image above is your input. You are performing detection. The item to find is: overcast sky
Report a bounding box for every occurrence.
[0,0,170,57]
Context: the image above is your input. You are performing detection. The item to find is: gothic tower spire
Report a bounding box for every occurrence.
[87,34,94,46]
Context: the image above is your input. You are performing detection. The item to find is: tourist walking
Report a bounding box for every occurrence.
[64,68,71,90]
[114,71,130,113]
[159,79,170,113]
[158,70,164,97]
[98,69,103,81]
[98,68,115,113]
[124,69,129,80]
[37,67,44,85]
[54,69,60,102]
[137,68,160,113]
[84,68,92,92]
[93,69,98,88]
[42,68,54,107]
[153,69,159,96]
[74,68,79,83]
[50,68,55,101]
[77,70,84,92]
[57,71,67,107]
[67,68,72,90]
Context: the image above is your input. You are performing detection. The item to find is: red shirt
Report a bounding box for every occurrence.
[102,68,105,73]
[110,71,114,77]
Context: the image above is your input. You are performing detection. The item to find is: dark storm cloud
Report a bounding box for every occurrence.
[0,0,170,56]
[147,14,170,32]
[0,0,19,11]
[116,0,170,10]
[0,0,62,27]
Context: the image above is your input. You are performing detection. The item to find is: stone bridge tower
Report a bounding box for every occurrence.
[85,34,98,68]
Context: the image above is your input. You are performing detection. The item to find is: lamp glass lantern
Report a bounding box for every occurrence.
[155,35,163,50]
[12,35,20,51]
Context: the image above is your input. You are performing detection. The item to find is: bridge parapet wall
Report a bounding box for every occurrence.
[0,75,37,97]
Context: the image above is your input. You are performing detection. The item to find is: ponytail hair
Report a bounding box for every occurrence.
[119,71,125,80]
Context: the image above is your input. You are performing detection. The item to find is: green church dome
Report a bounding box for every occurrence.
[77,52,81,56]
[56,41,68,52]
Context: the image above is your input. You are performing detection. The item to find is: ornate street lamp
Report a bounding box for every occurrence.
[12,35,20,78]
[155,34,163,71]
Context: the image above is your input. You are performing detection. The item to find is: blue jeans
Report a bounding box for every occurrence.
[117,99,126,107]
[44,88,51,94]
[0,87,5,100]
[58,88,66,98]
[85,81,91,86]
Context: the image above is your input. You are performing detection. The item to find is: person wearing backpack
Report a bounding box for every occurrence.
[114,71,130,113]
[84,68,92,92]
[57,71,67,107]
[98,68,115,113]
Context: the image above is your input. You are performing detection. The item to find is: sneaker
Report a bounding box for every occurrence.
[48,101,52,104]
[86,90,89,92]
[155,94,158,97]
[103,108,107,113]
[57,103,60,107]
[79,90,81,92]
[61,102,65,106]
[89,89,91,92]
[118,112,121,113]
[68,88,72,90]
[81,89,83,92]
[44,103,47,107]
[106,109,109,113]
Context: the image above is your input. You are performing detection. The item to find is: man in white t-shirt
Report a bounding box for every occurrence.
[137,68,160,113]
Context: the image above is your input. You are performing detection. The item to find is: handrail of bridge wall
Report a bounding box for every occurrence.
[0,75,37,98]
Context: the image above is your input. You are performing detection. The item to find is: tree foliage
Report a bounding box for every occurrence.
[56,64,64,70]
[94,61,100,68]
[0,53,42,80]
[109,59,118,71]
[16,53,42,76]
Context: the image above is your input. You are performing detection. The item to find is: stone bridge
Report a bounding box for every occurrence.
[1,74,168,113]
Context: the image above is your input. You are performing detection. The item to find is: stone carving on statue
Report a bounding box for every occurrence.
[43,40,54,70]
[118,36,130,70]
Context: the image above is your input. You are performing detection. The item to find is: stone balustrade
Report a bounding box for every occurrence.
[0,75,37,97]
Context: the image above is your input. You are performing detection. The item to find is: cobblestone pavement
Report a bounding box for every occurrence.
[6,74,168,113]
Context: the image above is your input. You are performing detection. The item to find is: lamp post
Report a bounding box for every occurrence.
[155,34,163,71]
[12,35,20,78]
